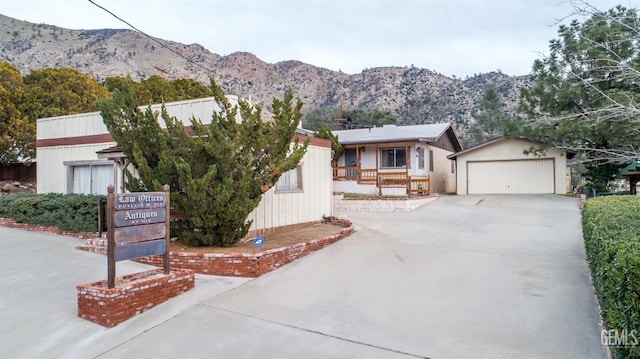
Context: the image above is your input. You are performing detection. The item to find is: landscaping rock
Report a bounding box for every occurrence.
[0,181,36,195]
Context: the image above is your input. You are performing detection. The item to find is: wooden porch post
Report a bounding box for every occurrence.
[356,146,360,181]
[405,144,409,177]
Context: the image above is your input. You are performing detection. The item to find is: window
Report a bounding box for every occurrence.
[64,161,115,195]
[276,165,302,191]
[428,150,434,172]
[451,160,455,174]
[417,147,425,169]
[381,148,409,168]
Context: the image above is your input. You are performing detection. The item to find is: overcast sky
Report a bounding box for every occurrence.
[1,0,638,77]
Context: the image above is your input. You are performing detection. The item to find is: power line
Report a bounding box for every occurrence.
[87,0,216,76]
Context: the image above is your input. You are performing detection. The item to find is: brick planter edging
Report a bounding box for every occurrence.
[0,216,354,278]
[0,217,98,239]
[76,268,194,327]
[134,219,354,277]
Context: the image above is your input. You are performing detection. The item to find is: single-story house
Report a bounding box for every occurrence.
[36,96,334,233]
[447,137,574,195]
[332,123,462,195]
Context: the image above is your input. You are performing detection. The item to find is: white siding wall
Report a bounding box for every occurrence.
[37,112,107,139]
[36,96,239,194]
[454,139,568,195]
[36,95,332,232]
[246,144,333,230]
[37,96,236,141]
[360,146,378,169]
[37,142,116,194]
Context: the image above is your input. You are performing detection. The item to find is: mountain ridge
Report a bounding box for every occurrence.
[0,13,528,133]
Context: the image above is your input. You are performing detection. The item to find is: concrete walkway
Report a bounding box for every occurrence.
[0,194,606,358]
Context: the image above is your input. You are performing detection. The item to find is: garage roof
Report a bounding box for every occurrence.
[447,137,575,160]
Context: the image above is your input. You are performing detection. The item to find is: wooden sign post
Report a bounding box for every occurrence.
[106,185,170,288]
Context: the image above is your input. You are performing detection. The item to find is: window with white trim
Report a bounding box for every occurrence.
[64,160,115,195]
[276,165,303,191]
[380,148,409,168]
[417,147,425,169]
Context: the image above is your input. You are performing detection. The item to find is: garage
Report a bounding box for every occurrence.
[467,159,555,194]
[448,137,571,195]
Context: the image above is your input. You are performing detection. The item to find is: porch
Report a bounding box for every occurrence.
[332,166,430,195]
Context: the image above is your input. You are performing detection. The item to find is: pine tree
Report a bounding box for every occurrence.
[464,83,523,147]
[520,5,640,189]
[314,124,342,166]
[100,78,308,246]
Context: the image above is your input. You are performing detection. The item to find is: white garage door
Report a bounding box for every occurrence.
[467,159,555,194]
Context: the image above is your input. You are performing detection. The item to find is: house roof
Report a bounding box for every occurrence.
[446,137,576,160]
[332,123,453,145]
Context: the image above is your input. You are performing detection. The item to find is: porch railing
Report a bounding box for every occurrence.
[333,166,358,181]
[333,166,431,195]
[408,176,431,195]
[377,171,409,185]
[359,169,378,183]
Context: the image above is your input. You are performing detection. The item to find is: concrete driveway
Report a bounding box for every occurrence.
[0,194,606,358]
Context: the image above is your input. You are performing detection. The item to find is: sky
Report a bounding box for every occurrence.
[1,0,638,78]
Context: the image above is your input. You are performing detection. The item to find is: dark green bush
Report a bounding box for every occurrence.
[583,195,640,358]
[56,194,105,232]
[0,192,105,233]
[0,193,28,217]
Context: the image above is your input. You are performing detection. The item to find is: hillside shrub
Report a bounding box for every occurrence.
[583,195,640,358]
[0,192,105,233]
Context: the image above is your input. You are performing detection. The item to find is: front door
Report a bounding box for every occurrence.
[345,148,357,179]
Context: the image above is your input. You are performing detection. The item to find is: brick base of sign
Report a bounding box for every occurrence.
[76,268,194,327]
[134,219,354,277]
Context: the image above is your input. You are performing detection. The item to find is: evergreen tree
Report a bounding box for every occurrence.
[315,124,343,166]
[464,83,524,147]
[100,78,308,247]
[520,5,640,189]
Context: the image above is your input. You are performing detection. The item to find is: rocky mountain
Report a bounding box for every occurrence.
[0,14,529,134]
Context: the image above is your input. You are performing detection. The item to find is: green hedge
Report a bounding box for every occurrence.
[583,195,640,358]
[0,192,105,233]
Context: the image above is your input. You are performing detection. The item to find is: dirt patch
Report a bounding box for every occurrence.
[169,222,348,254]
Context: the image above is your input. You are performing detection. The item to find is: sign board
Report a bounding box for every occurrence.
[253,236,264,248]
[107,185,170,288]
[114,208,166,227]
[114,192,166,210]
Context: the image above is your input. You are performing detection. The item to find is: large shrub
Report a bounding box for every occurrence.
[583,195,640,358]
[0,192,105,233]
[100,78,308,247]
